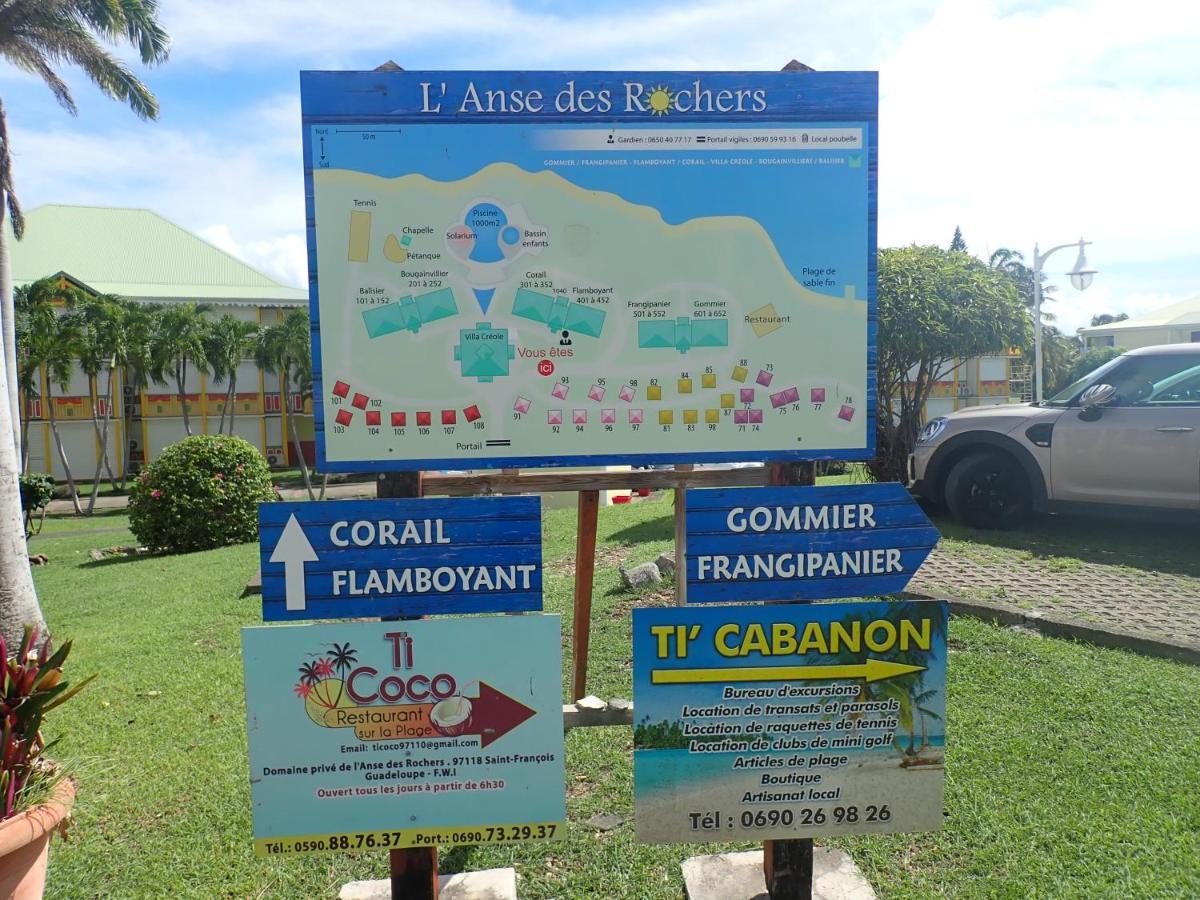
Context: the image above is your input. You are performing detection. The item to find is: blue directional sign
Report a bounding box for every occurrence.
[258,496,542,621]
[685,483,939,603]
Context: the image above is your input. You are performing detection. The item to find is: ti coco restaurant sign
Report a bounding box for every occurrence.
[685,483,939,602]
[632,601,947,843]
[258,496,542,621]
[242,616,565,855]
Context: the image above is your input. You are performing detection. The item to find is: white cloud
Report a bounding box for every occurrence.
[6,0,1197,335]
[11,93,308,288]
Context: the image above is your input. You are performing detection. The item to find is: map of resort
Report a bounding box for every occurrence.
[310,126,869,468]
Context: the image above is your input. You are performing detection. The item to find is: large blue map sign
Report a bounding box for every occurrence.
[259,496,541,621]
[633,601,947,843]
[301,70,877,471]
[243,616,565,855]
[685,483,939,602]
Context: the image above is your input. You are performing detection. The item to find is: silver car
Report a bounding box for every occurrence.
[910,344,1200,528]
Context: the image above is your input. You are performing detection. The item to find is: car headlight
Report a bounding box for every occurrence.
[917,417,948,444]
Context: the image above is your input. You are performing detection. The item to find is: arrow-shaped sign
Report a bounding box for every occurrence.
[651,658,925,686]
[471,681,537,748]
[269,514,319,611]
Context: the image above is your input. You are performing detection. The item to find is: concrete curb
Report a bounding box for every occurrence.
[910,594,1200,666]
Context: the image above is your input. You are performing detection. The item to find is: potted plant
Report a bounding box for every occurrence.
[0,626,92,899]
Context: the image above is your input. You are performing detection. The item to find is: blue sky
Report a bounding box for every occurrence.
[3,0,1197,332]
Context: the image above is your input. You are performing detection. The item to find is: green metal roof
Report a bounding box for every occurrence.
[9,204,308,305]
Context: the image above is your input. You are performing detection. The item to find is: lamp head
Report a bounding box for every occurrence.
[1069,239,1096,291]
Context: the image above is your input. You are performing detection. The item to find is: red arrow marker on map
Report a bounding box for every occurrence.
[468,682,537,748]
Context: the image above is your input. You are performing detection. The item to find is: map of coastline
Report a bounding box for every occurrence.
[312,159,867,465]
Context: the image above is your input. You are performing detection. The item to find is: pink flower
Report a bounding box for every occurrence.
[150,489,163,499]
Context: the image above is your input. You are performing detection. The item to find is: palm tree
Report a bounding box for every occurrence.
[256,310,317,500]
[118,301,161,488]
[0,0,170,468]
[0,1,169,649]
[75,294,127,508]
[0,279,43,648]
[151,303,210,436]
[16,278,84,512]
[12,279,58,470]
[989,247,1056,323]
[41,308,85,515]
[204,315,259,436]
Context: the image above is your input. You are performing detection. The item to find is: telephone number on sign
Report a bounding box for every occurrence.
[255,822,562,857]
[738,805,891,828]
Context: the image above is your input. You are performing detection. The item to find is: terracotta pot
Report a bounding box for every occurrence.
[0,778,75,900]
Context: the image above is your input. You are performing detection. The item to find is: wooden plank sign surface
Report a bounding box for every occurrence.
[685,483,938,603]
[259,496,541,621]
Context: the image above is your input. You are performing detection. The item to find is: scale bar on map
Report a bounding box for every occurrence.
[535,128,862,151]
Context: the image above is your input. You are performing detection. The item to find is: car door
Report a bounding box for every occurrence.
[1051,354,1200,508]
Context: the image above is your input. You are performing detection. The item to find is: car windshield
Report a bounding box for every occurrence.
[1046,352,1200,406]
[1045,356,1126,405]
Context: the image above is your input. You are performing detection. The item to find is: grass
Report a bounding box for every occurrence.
[33,497,1200,898]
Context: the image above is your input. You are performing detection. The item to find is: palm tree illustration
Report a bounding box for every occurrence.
[327,643,358,706]
[298,660,338,709]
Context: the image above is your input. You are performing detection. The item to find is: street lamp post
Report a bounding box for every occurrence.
[1032,238,1097,402]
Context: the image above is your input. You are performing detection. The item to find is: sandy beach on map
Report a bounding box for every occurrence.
[635,753,943,843]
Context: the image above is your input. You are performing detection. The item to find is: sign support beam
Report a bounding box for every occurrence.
[764,460,815,900]
[377,468,439,900]
[571,490,600,700]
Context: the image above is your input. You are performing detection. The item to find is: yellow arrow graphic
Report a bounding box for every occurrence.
[651,658,926,685]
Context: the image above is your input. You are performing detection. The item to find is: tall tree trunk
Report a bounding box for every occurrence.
[18,386,30,472]
[86,374,104,514]
[102,368,117,486]
[85,368,118,514]
[226,371,238,436]
[280,365,314,500]
[119,386,136,491]
[0,308,47,651]
[215,378,229,435]
[0,218,20,468]
[44,387,81,515]
[176,359,192,436]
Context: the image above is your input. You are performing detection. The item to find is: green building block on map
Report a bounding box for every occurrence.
[638,317,728,354]
[513,287,606,338]
[454,322,515,382]
[361,288,458,338]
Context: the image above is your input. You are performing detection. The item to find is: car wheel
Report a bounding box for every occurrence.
[943,451,1032,530]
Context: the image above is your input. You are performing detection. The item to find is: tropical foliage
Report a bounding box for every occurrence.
[0,624,93,819]
[128,434,275,554]
[872,245,1029,482]
[256,310,319,500]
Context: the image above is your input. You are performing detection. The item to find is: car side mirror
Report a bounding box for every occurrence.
[1078,383,1117,421]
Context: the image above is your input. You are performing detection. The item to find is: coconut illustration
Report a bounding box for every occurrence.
[430,695,473,737]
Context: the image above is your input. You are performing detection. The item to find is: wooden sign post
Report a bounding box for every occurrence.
[378,471,438,900]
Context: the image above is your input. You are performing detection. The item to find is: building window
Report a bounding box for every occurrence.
[1192,331,1200,343]
[1087,335,1115,348]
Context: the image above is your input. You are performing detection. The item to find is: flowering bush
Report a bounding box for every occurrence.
[128,435,276,553]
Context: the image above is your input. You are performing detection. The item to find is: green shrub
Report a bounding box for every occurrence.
[128,435,276,553]
[18,472,56,537]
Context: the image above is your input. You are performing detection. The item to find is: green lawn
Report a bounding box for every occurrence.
[34,497,1200,898]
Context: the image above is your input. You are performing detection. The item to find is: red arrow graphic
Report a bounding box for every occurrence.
[468,682,536,748]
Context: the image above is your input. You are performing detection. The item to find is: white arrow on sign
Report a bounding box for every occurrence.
[269,514,319,611]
